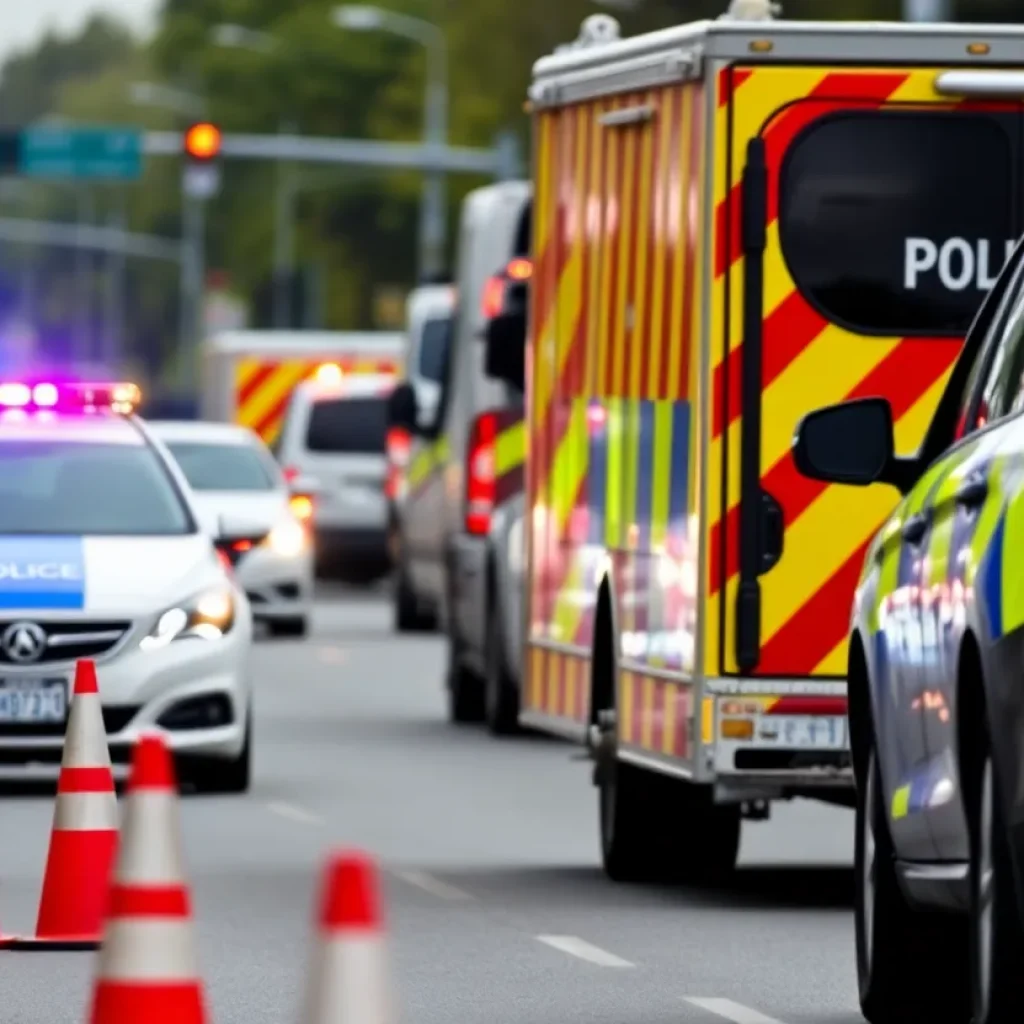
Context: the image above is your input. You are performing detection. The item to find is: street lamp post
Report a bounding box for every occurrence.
[903,0,953,20]
[211,25,298,330]
[129,80,208,382]
[332,5,448,282]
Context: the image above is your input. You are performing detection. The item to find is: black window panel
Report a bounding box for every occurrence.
[779,110,1019,337]
[418,316,452,383]
[514,199,532,258]
[305,397,389,454]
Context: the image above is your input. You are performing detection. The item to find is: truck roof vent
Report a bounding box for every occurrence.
[719,0,781,19]
[556,13,621,53]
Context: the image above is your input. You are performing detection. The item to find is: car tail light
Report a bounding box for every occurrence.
[465,411,498,536]
[289,493,314,522]
[283,465,299,484]
[480,257,533,321]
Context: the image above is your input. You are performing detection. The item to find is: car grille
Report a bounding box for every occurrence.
[0,620,131,666]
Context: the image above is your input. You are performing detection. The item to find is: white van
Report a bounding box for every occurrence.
[275,369,395,582]
[402,284,456,430]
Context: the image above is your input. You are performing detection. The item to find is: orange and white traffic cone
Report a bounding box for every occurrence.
[88,731,208,1024]
[301,850,392,1023]
[7,658,118,950]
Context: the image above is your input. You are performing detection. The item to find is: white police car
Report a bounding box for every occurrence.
[0,381,257,792]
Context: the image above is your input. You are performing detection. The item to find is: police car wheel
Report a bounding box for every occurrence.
[969,745,1024,1024]
[855,748,968,1023]
[180,712,252,795]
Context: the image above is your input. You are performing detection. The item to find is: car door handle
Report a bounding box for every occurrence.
[954,476,988,509]
[901,512,929,545]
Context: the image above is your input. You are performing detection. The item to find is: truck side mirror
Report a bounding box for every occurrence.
[793,397,898,488]
[387,383,418,432]
[484,312,526,391]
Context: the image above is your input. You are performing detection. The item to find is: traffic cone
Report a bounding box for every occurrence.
[88,731,208,1024]
[301,850,392,1023]
[7,658,118,950]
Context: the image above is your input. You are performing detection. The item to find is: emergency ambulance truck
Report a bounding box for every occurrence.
[201,330,404,449]
[521,4,1024,883]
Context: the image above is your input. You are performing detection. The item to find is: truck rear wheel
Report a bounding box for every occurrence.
[599,758,739,884]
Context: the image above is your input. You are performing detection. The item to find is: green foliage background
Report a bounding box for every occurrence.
[0,0,1020,393]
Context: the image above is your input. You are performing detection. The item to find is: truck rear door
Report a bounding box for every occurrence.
[717,65,1023,679]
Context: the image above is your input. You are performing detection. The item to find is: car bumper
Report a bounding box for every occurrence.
[235,545,314,621]
[0,616,252,766]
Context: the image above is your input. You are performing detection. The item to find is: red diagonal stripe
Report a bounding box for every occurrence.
[714,72,911,280]
[758,536,873,676]
[237,363,277,407]
[252,387,296,441]
[713,292,827,438]
[709,336,960,596]
[718,68,753,108]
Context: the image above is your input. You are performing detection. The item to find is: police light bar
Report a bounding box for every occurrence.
[0,381,141,413]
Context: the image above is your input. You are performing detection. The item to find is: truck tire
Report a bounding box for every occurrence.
[446,612,484,724]
[855,748,968,1023]
[394,563,435,633]
[484,602,519,736]
[598,758,739,884]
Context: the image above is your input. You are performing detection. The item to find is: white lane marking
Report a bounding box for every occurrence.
[684,997,789,1024]
[392,870,474,901]
[266,801,325,826]
[536,935,634,967]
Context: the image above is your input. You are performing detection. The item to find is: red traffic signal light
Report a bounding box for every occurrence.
[184,122,222,161]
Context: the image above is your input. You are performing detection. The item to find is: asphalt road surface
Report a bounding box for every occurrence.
[0,584,861,1024]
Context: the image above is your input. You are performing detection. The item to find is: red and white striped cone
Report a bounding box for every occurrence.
[301,851,392,1024]
[88,731,208,1024]
[7,658,118,950]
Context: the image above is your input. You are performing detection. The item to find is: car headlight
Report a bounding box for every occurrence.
[140,585,236,651]
[266,518,307,558]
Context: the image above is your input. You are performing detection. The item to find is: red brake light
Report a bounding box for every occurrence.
[465,412,498,536]
[506,257,532,281]
[481,275,505,319]
[283,465,299,483]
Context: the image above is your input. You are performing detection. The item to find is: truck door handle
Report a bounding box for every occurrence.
[955,476,988,509]
[901,513,928,545]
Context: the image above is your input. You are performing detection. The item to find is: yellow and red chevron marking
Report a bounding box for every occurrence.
[492,406,525,505]
[705,66,1019,678]
[526,646,589,724]
[233,356,400,445]
[618,670,693,759]
[525,82,706,693]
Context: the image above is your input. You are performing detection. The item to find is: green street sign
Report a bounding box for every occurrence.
[18,127,143,180]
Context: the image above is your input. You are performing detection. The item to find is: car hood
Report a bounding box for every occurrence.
[0,533,225,617]
[189,492,288,532]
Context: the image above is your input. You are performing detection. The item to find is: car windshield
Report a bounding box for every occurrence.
[305,396,389,454]
[166,441,277,492]
[0,441,192,535]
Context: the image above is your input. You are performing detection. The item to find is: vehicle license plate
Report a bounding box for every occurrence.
[0,679,68,723]
[759,715,847,749]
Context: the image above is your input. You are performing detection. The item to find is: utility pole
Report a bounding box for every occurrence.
[903,0,953,20]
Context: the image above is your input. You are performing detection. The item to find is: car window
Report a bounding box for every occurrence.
[165,442,277,492]
[779,110,1017,337]
[304,396,389,454]
[418,316,452,383]
[975,287,1024,427]
[0,442,192,535]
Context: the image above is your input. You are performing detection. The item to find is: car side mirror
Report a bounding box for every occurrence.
[793,397,897,488]
[216,515,269,550]
[484,312,526,391]
[387,382,418,432]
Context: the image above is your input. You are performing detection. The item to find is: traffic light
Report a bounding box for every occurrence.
[184,122,222,163]
[182,122,222,199]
